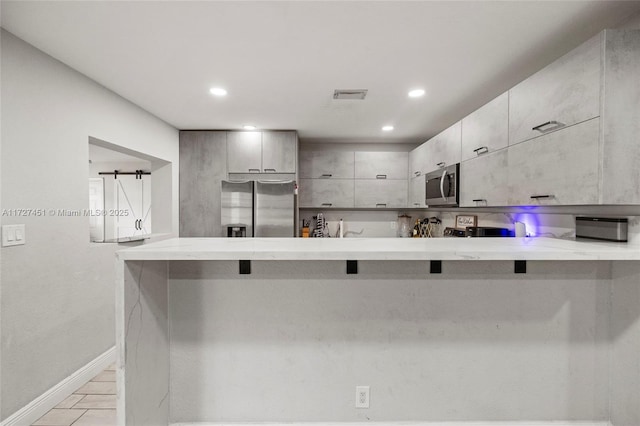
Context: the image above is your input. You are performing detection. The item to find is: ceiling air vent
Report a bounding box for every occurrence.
[333,89,368,100]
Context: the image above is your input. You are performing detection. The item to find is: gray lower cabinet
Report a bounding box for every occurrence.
[509,33,601,146]
[408,175,426,208]
[299,151,354,179]
[460,149,508,207]
[354,152,408,179]
[262,131,297,173]
[461,92,509,162]
[179,131,227,237]
[354,179,407,208]
[507,118,600,206]
[299,178,354,208]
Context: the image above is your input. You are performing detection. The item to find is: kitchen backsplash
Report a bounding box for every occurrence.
[300,209,640,245]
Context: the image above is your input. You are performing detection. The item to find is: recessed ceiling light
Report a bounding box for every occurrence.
[209,87,227,97]
[382,125,394,131]
[243,125,257,130]
[408,89,425,98]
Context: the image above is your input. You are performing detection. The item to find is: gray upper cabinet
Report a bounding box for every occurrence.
[354,152,408,180]
[601,30,640,204]
[408,175,426,208]
[227,131,262,173]
[180,131,228,237]
[409,143,429,178]
[354,180,407,208]
[262,131,297,173]
[299,178,354,208]
[508,34,601,146]
[460,149,508,207]
[507,118,600,206]
[461,92,509,162]
[456,29,640,206]
[227,130,297,173]
[423,121,462,174]
[299,151,354,179]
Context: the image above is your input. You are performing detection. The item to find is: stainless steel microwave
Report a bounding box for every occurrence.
[425,163,460,207]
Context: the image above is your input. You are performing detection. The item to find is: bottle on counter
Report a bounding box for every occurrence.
[413,219,420,238]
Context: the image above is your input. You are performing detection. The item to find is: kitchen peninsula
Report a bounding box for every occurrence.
[117,237,640,426]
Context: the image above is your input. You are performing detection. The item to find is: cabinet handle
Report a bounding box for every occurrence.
[264,168,276,172]
[376,203,387,207]
[530,194,554,199]
[472,199,486,202]
[321,174,332,178]
[413,203,420,206]
[532,120,564,132]
[437,162,445,168]
[376,174,387,179]
[321,203,333,207]
[473,146,489,155]
[414,171,421,176]
[248,168,260,173]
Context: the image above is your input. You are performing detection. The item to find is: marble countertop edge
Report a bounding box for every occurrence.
[115,237,640,261]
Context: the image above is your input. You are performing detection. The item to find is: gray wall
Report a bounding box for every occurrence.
[169,260,611,422]
[0,30,179,419]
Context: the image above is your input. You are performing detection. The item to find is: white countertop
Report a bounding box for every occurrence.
[116,237,640,261]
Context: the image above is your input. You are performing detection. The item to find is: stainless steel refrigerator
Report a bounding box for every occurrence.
[221,180,295,237]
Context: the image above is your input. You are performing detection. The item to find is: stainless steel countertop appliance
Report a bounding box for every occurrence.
[576,217,628,242]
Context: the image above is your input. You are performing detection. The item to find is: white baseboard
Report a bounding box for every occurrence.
[171,423,612,426]
[1,346,115,426]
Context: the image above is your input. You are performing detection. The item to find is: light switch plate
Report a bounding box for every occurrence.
[2,224,26,247]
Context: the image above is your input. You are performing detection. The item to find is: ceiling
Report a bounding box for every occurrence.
[2,1,640,144]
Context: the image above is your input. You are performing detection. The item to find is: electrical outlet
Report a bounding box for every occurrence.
[355,385,370,408]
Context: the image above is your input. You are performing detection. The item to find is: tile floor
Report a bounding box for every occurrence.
[32,363,116,426]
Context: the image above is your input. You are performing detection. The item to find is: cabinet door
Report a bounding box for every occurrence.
[460,149,509,207]
[180,131,228,237]
[227,131,262,173]
[354,152,408,179]
[424,121,462,174]
[354,180,408,208]
[262,131,297,173]
[299,179,354,208]
[509,34,601,146]
[409,175,426,208]
[115,176,150,239]
[299,151,354,179]
[461,92,509,162]
[409,143,428,178]
[507,118,600,206]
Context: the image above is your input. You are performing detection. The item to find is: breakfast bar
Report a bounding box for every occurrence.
[116,238,640,426]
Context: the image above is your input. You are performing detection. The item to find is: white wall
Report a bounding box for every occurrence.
[0,30,179,419]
